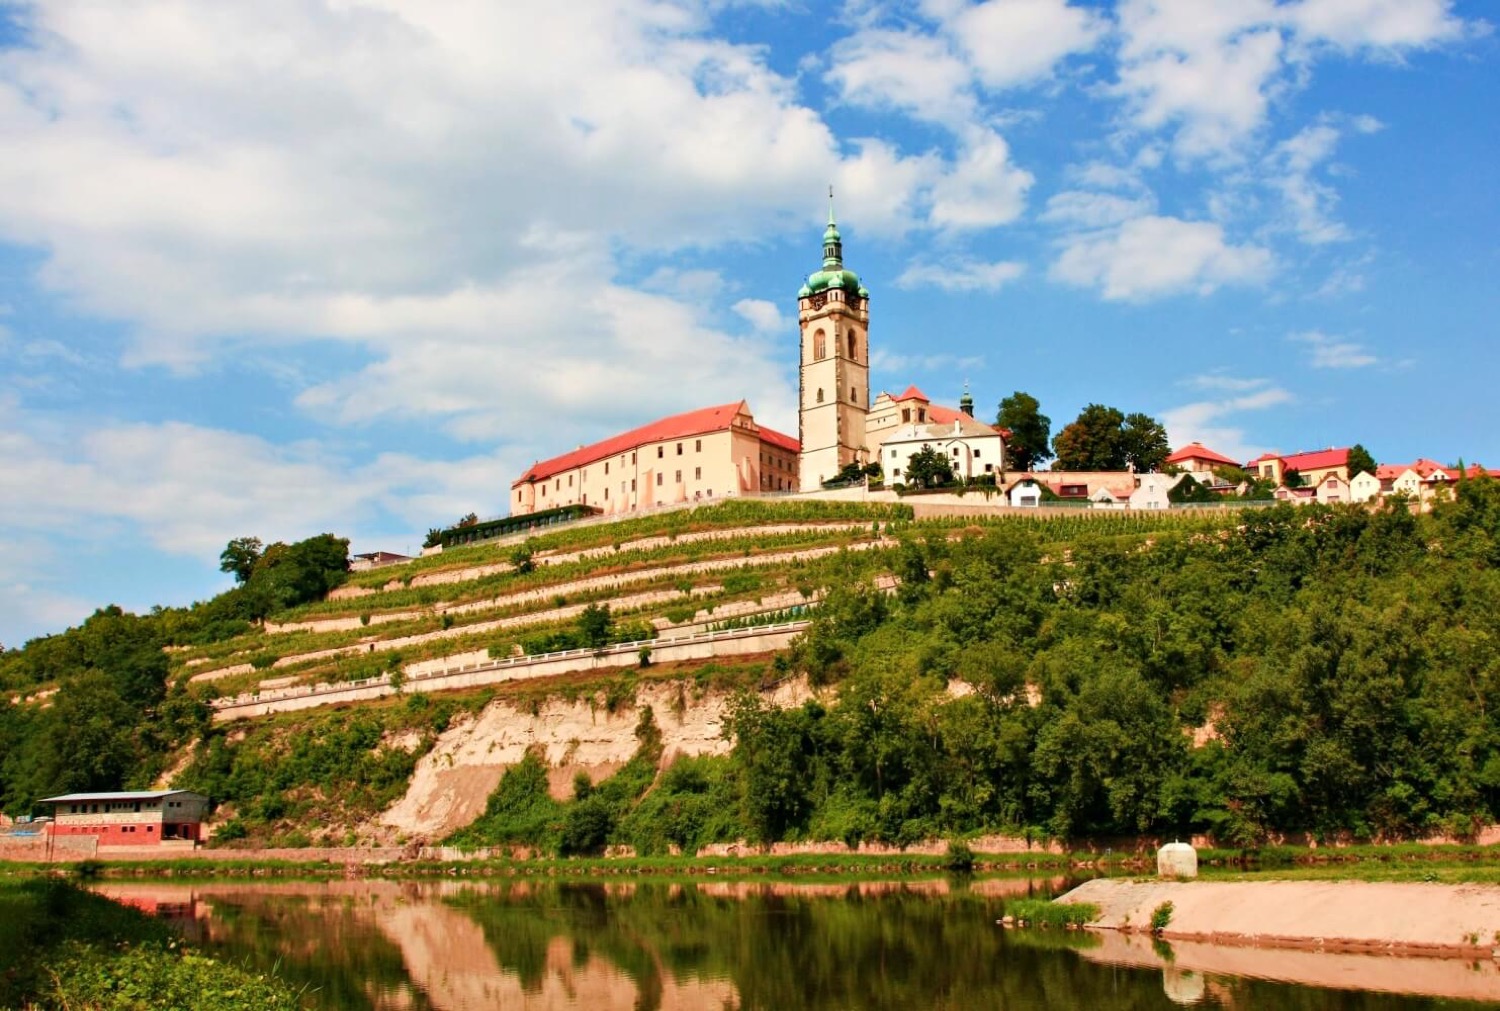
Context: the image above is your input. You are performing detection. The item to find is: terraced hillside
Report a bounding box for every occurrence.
[22,490,1485,857]
[148,500,1267,846]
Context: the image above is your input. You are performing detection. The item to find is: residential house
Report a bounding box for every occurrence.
[880,414,1005,487]
[1166,442,1239,475]
[1349,471,1382,503]
[1248,447,1352,486]
[1314,474,1351,504]
[1129,472,1186,509]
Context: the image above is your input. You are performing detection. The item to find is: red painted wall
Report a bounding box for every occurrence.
[50,822,201,846]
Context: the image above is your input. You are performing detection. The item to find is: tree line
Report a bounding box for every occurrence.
[0,533,349,813]
[457,481,1500,853]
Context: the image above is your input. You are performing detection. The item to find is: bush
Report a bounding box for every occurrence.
[1004,899,1100,928]
[1150,901,1174,934]
[944,839,976,873]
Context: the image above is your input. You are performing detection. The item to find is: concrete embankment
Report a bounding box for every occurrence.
[1060,878,1500,957]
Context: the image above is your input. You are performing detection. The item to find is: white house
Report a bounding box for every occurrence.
[1315,474,1351,504]
[1349,470,1381,503]
[1128,472,1186,510]
[1007,477,1044,507]
[881,415,1005,487]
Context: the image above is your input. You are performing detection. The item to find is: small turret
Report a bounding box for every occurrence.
[959,381,974,417]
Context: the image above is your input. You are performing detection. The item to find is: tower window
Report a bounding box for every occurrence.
[847,332,855,358]
[817,388,825,403]
[850,387,857,404]
[902,408,911,422]
[814,329,826,360]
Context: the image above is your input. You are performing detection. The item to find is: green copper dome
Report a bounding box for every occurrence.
[799,196,868,301]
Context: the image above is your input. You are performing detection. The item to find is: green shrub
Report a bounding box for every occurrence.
[1004,899,1100,928]
[1150,901,1174,934]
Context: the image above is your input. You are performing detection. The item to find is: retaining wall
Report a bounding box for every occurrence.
[211,622,810,722]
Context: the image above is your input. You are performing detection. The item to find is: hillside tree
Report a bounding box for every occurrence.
[996,392,1052,472]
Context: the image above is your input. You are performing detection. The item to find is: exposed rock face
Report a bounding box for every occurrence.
[377,678,813,841]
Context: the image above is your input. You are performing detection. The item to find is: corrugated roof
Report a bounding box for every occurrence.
[39,790,206,804]
[513,402,798,487]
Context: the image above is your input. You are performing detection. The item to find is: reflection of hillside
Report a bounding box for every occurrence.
[87,877,1490,1010]
[1080,931,1500,1004]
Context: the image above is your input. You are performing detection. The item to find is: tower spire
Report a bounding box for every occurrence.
[823,185,843,269]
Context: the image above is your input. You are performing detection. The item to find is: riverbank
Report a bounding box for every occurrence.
[0,878,304,1009]
[1060,878,1500,957]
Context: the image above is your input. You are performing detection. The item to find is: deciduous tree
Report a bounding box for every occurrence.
[996,392,1051,472]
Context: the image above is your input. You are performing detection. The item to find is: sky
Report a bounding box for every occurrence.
[0,0,1496,646]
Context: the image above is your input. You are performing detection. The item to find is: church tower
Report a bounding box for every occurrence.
[797,199,870,491]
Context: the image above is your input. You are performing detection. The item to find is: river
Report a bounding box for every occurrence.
[95,876,1500,1009]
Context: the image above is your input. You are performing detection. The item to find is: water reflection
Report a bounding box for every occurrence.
[94,878,1500,1010]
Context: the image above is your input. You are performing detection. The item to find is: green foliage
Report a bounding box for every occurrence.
[0,879,303,1010]
[577,602,613,648]
[1052,404,1169,472]
[904,446,955,489]
[996,390,1052,472]
[1150,901,1174,933]
[1004,898,1100,928]
[218,535,263,584]
[1347,443,1378,478]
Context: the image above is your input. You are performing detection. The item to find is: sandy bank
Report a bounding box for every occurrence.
[1059,878,1500,957]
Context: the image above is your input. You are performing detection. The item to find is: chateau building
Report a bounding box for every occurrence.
[511,401,798,516]
[508,203,1004,514]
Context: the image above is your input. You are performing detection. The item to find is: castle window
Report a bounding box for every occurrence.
[902,408,911,422]
[817,388,825,404]
[814,329,826,360]
[658,447,664,458]
[657,473,663,486]
[847,332,855,358]
[918,409,926,422]
[677,443,683,455]
[604,462,609,475]
[604,488,609,499]
[695,467,702,480]
[850,387,857,404]
[974,450,981,457]
[675,470,682,483]
[695,439,701,452]
[631,479,637,491]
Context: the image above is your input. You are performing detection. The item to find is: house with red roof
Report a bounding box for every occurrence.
[864,385,1009,481]
[511,400,799,517]
[1247,447,1352,487]
[1166,442,1240,475]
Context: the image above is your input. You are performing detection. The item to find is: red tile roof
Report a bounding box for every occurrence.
[512,402,797,487]
[1249,447,1351,472]
[893,385,930,403]
[1166,442,1239,467]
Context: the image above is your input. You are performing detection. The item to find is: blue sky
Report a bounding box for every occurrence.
[0,0,1495,645]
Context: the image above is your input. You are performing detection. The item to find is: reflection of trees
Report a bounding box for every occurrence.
[199,893,435,1011]
[448,882,1238,1011]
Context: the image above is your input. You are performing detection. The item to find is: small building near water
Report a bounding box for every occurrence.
[38,790,209,846]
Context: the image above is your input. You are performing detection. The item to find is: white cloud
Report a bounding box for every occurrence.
[1291,329,1379,368]
[1287,0,1467,52]
[1111,0,1476,160]
[825,28,976,127]
[1266,122,1350,243]
[732,298,786,334]
[870,349,986,375]
[0,0,942,369]
[1041,190,1156,228]
[0,398,519,559]
[928,128,1035,229]
[1161,378,1293,463]
[895,258,1025,292]
[937,0,1106,90]
[1051,215,1272,300]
